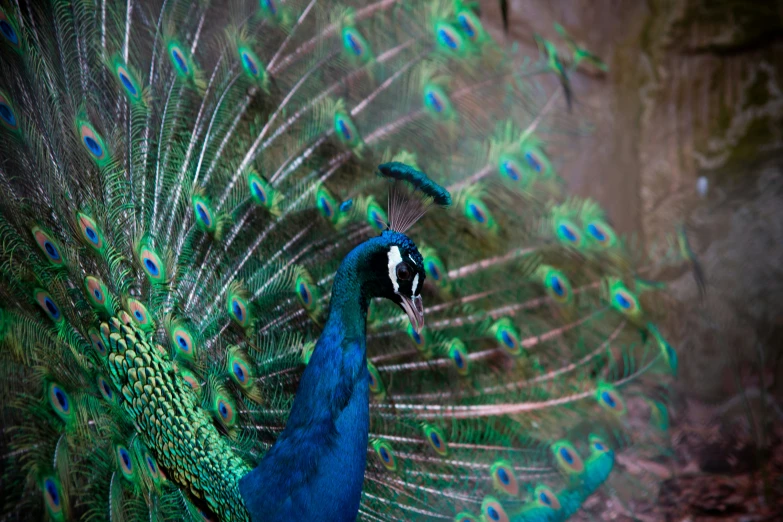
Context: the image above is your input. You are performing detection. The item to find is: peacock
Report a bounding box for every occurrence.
[0,0,677,520]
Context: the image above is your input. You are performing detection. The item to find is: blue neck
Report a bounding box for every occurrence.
[239,243,375,521]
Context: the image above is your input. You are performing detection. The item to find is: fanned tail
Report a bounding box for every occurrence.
[0,0,674,520]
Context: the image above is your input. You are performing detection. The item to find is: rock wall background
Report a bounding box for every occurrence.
[482,1,783,519]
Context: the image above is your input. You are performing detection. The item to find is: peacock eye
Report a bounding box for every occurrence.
[396,263,413,281]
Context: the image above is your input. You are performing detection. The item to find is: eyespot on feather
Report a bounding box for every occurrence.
[169,323,195,360]
[490,318,521,356]
[342,27,371,60]
[126,298,153,330]
[533,484,561,510]
[238,46,267,84]
[0,90,20,132]
[0,9,21,51]
[490,460,519,496]
[213,393,236,428]
[31,227,64,266]
[84,276,110,311]
[227,291,251,327]
[371,440,397,471]
[77,121,108,164]
[97,375,114,402]
[364,360,384,394]
[192,196,216,233]
[555,218,583,247]
[77,213,104,251]
[89,328,107,356]
[456,9,484,41]
[168,42,192,78]
[422,424,448,456]
[47,382,73,422]
[116,444,135,480]
[551,440,585,475]
[435,23,465,54]
[334,110,361,148]
[366,200,388,231]
[481,496,510,522]
[35,289,63,323]
[42,476,64,521]
[138,243,166,283]
[595,383,626,415]
[447,338,470,375]
[585,220,616,247]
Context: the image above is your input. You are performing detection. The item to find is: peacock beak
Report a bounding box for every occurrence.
[400,294,424,335]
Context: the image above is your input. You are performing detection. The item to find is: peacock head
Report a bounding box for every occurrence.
[354,229,425,334]
[380,230,425,334]
[354,162,451,334]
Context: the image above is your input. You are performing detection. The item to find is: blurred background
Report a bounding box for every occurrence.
[483,1,783,520]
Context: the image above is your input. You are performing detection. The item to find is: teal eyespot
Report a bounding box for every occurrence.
[490,460,519,496]
[456,10,484,41]
[77,120,109,165]
[32,227,64,266]
[590,435,611,455]
[366,200,388,231]
[169,324,195,359]
[238,46,266,84]
[372,440,397,471]
[609,280,642,320]
[294,274,320,313]
[316,186,338,223]
[423,424,448,456]
[116,444,135,480]
[42,476,64,521]
[0,91,19,132]
[35,289,63,323]
[367,361,385,398]
[498,155,525,183]
[0,9,21,52]
[227,292,251,327]
[596,383,626,415]
[247,171,275,209]
[447,338,469,376]
[168,42,192,78]
[423,84,454,119]
[192,196,216,233]
[144,452,161,483]
[435,23,465,54]
[481,497,509,522]
[126,298,153,330]
[138,243,166,283]
[85,276,112,313]
[585,220,616,247]
[77,213,105,251]
[97,376,114,402]
[213,393,236,428]
[463,196,496,231]
[48,382,72,422]
[490,318,521,356]
[551,440,584,475]
[533,485,561,510]
[454,514,479,522]
[179,368,200,393]
[555,218,583,247]
[113,60,142,103]
[89,328,107,356]
[227,348,255,390]
[342,27,371,60]
[334,110,361,147]
[543,268,572,304]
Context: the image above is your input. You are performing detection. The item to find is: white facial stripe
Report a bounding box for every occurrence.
[411,273,419,295]
[387,246,402,294]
